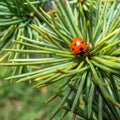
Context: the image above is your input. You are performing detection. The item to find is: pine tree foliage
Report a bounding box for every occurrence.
[0,0,120,119]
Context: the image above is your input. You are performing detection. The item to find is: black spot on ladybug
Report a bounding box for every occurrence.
[81,42,84,43]
[74,43,77,46]
[79,47,83,51]
[72,48,74,51]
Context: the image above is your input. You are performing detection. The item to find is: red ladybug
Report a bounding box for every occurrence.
[70,38,87,55]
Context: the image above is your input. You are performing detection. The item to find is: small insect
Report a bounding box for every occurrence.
[70,38,87,55]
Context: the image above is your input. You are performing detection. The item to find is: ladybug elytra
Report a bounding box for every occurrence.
[70,38,87,55]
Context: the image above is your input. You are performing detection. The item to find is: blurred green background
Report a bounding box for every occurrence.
[0,67,70,120]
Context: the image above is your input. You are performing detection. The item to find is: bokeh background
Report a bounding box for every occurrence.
[0,67,70,120]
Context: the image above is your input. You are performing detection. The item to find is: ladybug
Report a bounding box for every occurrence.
[70,38,87,55]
